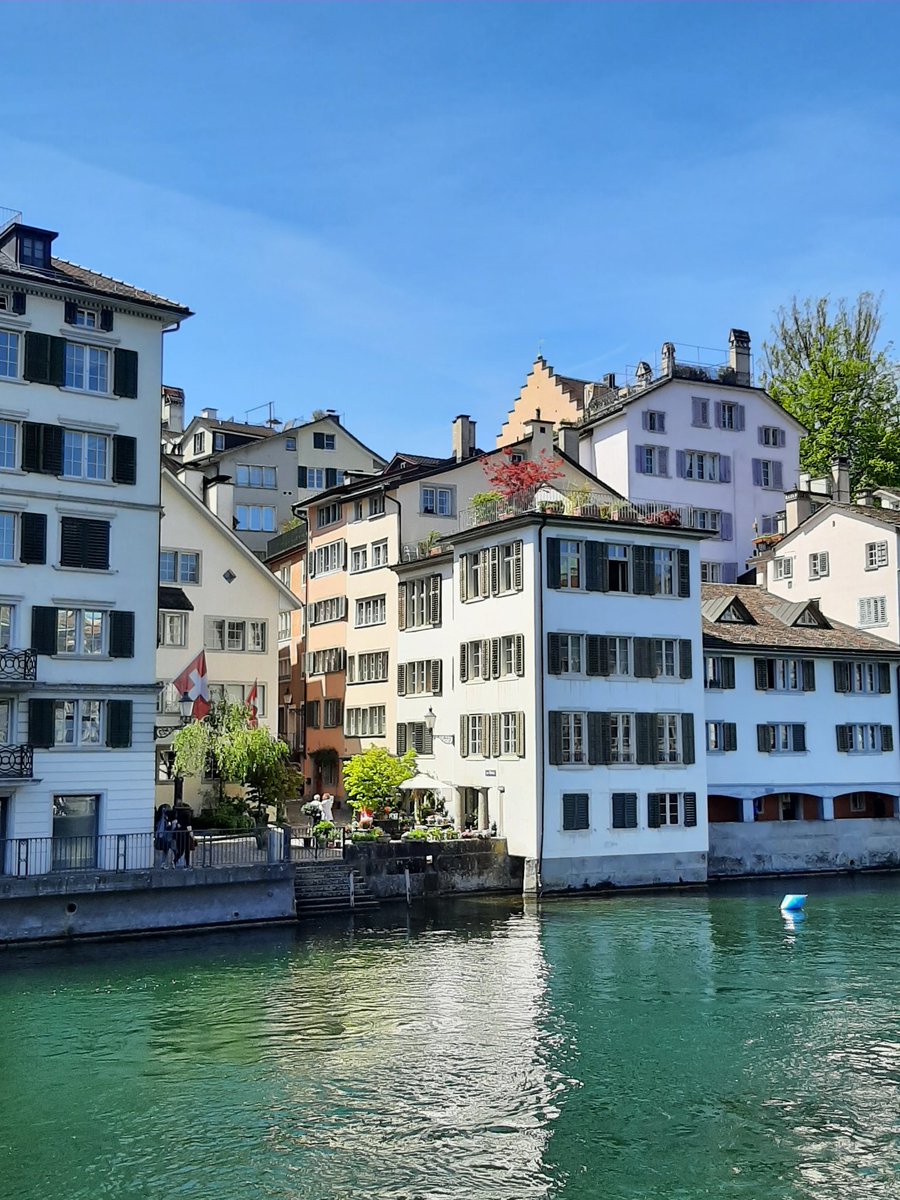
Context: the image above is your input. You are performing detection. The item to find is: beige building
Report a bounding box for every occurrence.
[496,356,611,447]
[155,468,301,813]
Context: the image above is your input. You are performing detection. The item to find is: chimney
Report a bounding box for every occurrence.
[831,455,850,504]
[325,409,341,425]
[201,407,218,421]
[556,423,580,462]
[602,372,616,390]
[162,386,184,435]
[523,416,554,461]
[661,342,676,377]
[856,490,876,507]
[451,414,476,462]
[728,329,751,386]
[635,361,653,388]
[784,489,816,533]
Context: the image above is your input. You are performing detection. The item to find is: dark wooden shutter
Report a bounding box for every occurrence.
[611,793,629,829]
[791,724,806,752]
[429,575,441,626]
[647,793,660,829]
[430,660,442,695]
[64,300,78,325]
[881,726,894,752]
[683,792,698,827]
[546,538,561,589]
[632,545,654,595]
[802,660,816,691]
[677,549,690,597]
[585,635,608,677]
[112,435,137,484]
[113,348,139,398]
[28,698,55,748]
[325,467,337,488]
[681,713,695,764]
[548,712,563,764]
[724,722,738,752]
[636,712,655,764]
[754,659,768,691]
[396,723,408,754]
[298,465,307,488]
[21,422,41,471]
[49,336,66,386]
[585,540,608,592]
[60,517,110,570]
[722,657,735,689]
[563,794,589,831]
[397,584,407,630]
[459,715,469,757]
[757,723,771,752]
[99,308,114,332]
[490,638,501,680]
[397,663,407,695]
[633,638,653,678]
[587,712,604,765]
[11,291,26,316]
[679,640,692,679]
[835,724,851,752]
[878,663,891,694]
[41,424,63,475]
[23,332,51,382]
[109,611,135,658]
[31,606,58,655]
[19,512,46,564]
[548,633,562,675]
[106,700,132,748]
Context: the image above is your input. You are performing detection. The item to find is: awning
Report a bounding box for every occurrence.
[399,773,456,792]
[159,586,195,612]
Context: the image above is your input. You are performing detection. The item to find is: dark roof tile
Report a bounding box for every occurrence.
[0,253,191,315]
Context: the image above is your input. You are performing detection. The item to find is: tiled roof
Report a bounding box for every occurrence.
[701,583,900,656]
[158,586,194,612]
[0,252,192,315]
[830,502,900,528]
[199,419,276,437]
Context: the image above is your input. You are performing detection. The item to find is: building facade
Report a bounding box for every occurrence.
[0,214,191,862]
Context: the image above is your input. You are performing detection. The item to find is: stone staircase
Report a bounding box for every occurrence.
[293,861,379,917]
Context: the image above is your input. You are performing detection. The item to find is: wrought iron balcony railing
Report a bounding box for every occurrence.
[0,745,34,779]
[0,648,37,683]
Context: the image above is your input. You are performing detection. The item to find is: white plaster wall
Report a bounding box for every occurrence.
[704,654,900,796]
[767,513,900,644]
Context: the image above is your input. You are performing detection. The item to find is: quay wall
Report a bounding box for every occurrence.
[346,838,523,899]
[709,819,900,878]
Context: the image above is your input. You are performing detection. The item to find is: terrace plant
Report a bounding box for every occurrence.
[481,447,564,501]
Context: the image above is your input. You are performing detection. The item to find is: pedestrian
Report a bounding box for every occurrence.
[172,817,188,868]
[154,806,173,868]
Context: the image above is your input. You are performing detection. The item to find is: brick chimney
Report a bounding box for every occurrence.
[451,414,476,462]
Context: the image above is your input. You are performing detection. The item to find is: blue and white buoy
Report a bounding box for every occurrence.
[780,894,808,912]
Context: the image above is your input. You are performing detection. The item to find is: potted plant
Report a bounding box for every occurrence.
[312,819,336,846]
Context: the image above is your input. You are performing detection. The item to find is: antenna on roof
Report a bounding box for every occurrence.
[244,400,281,428]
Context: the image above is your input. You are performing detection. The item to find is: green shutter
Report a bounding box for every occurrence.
[647,793,660,829]
[458,643,468,682]
[802,660,816,691]
[632,545,654,595]
[681,713,695,764]
[430,660,442,694]
[106,700,133,748]
[429,575,441,626]
[397,584,407,630]
[23,332,51,383]
[633,638,653,678]
[113,348,139,399]
[586,635,608,677]
[833,661,850,693]
[28,698,55,748]
[878,662,891,694]
[490,713,501,757]
[612,792,627,829]
[546,538,561,589]
[31,606,58,655]
[754,659,768,690]
[836,724,850,752]
[547,634,562,675]
[41,424,63,475]
[585,540,608,592]
[683,792,698,827]
[587,712,604,765]
[513,541,523,591]
[679,640,693,679]
[515,635,525,676]
[757,724,771,752]
[791,724,806,752]
[548,712,563,764]
[636,713,655,764]
[49,336,66,386]
[112,435,137,485]
[109,611,135,659]
[397,663,407,695]
[459,715,468,758]
[724,722,737,752]
[881,725,894,752]
[396,723,408,754]
[515,712,525,757]
[678,548,690,597]
[21,422,41,471]
[19,512,46,564]
[722,657,736,689]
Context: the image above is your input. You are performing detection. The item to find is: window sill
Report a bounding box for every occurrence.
[420,513,455,520]
[52,654,112,662]
[60,387,114,401]
[59,327,120,348]
[0,376,28,387]
[53,565,115,575]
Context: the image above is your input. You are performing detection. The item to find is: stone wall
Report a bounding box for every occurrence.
[346,838,522,899]
[709,819,900,878]
[0,864,296,944]
[536,850,708,892]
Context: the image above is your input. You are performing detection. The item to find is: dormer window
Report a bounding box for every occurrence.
[19,234,49,268]
[73,308,97,329]
[718,603,746,623]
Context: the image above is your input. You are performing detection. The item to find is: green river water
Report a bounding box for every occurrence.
[2,878,900,1199]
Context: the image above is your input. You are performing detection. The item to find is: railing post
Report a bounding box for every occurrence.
[16,837,28,877]
[116,834,127,872]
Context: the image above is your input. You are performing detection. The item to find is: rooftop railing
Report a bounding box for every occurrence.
[459,487,702,534]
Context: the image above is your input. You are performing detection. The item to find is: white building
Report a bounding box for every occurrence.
[394,506,709,891]
[155,468,301,812]
[702,584,900,874]
[573,333,806,579]
[0,212,191,863]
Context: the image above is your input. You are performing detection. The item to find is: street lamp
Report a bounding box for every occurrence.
[423,706,455,745]
[154,691,195,741]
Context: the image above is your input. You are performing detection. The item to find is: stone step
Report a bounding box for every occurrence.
[295,898,380,917]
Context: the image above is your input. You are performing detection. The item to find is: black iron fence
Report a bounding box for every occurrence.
[0,745,33,779]
[0,648,37,683]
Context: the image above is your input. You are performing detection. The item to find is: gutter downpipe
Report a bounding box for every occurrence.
[536,515,548,895]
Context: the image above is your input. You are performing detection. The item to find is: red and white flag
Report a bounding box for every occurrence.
[172,651,210,720]
[247,680,259,728]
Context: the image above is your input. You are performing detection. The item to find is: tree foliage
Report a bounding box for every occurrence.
[761,293,900,491]
[481,448,564,500]
[173,702,298,822]
[342,746,416,815]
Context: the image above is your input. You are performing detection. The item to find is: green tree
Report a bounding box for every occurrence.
[761,293,900,491]
[173,702,298,825]
[342,746,416,816]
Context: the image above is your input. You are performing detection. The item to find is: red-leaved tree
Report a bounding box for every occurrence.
[481,448,564,500]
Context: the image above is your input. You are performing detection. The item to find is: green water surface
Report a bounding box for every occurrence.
[2,878,900,1199]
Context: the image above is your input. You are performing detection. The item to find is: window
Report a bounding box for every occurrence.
[403,576,439,629]
[369,494,385,517]
[0,419,15,471]
[64,343,109,393]
[62,430,108,480]
[562,793,589,831]
[859,596,888,627]
[653,548,676,595]
[54,699,103,746]
[834,660,891,695]
[638,445,668,476]
[607,544,629,592]
[691,509,720,534]
[760,426,785,448]
[159,550,200,585]
[0,697,11,743]
[311,540,343,576]
[208,682,267,716]
[652,638,677,678]
[500,634,517,677]
[706,721,737,753]
[309,596,345,625]
[719,403,738,430]
[500,712,520,757]
[755,657,813,692]
[235,464,277,489]
[809,551,829,579]
[313,431,336,451]
[753,458,783,489]
[213,433,225,452]
[285,436,297,451]
[60,516,109,570]
[305,647,346,675]
[704,655,735,690]
[278,652,291,680]
[759,514,780,535]
[467,713,488,757]
[684,451,720,481]
[555,711,585,764]
[348,651,389,683]
[700,562,721,583]
[558,540,583,589]
[609,713,634,764]
[56,608,105,655]
[158,611,187,648]
[0,331,19,379]
[355,595,386,627]
[656,714,681,763]
[193,432,205,455]
[345,705,386,737]
[865,541,889,570]
[499,543,516,592]
[305,700,320,728]
[0,511,15,561]
[421,486,453,517]
[20,236,48,267]
[773,557,793,581]
[317,501,342,529]
[758,723,807,753]
[0,604,12,649]
[606,637,630,677]
[645,411,666,433]
[691,397,710,427]
[324,699,342,728]
[72,308,97,329]
[304,467,325,490]
[649,792,682,826]
[556,634,583,674]
[372,539,389,567]
[350,545,368,573]
[277,611,291,641]
[837,724,893,754]
[235,505,276,532]
[205,618,267,653]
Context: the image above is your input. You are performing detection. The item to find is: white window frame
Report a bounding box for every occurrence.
[56,607,107,656]
[809,551,829,579]
[235,504,276,533]
[859,596,888,627]
[558,539,583,590]
[372,539,389,567]
[355,595,386,628]
[609,712,634,764]
[773,557,793,581]
[421,485,454,518]
[235,464,277,489]
[656,713,682,763]
[159,549,201,585]
[685,450,720,481]
[0,330,20,381]
[0,510,17,562]
[53,698,104,747]
[645,410,665,433]
[700,561,721,583]
[557,633,583,675]
[865,541,889,571]
[313,431,336,451]
[64,342,109,395]
[62,429,109,482]
[277,611,291,642]
[844,724,885,753]
[350,545,368,573]
[158,611,187,648]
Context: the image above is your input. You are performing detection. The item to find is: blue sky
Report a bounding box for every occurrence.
[4,2,900,457]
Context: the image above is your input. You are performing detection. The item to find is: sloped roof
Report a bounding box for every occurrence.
[701,584,900,656]
[0,251,192,316]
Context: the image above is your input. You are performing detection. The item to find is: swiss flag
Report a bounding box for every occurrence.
[247,680,259,728]
[172,651,210,720]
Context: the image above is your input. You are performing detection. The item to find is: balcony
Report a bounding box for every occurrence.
[0,649,37,685]
[265,524,307,562]
[0,745,34,779]
[460,486,700,534]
